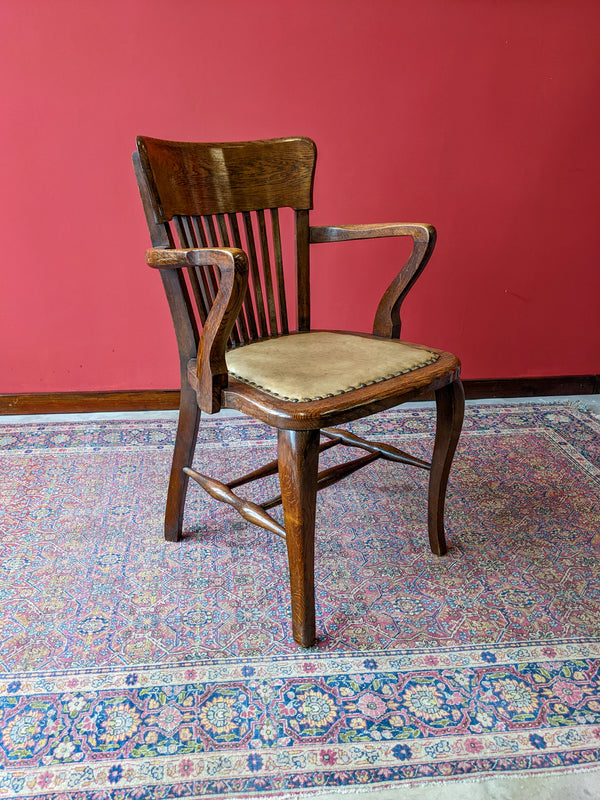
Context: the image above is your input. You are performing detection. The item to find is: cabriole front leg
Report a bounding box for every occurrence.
[278,428,320,647]
[428,379,465,555]
[165,382,201,542]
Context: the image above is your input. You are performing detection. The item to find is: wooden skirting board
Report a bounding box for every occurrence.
[1,376,598,416]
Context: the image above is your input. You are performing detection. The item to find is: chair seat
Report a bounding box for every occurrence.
[224,331,438,402]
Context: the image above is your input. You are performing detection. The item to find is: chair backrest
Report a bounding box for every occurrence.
[133,136,317,362]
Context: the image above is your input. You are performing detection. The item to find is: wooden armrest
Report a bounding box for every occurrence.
[146,247,249,414]
[145,247,246,270]
[309,223,435,244]
[309,223,436,339]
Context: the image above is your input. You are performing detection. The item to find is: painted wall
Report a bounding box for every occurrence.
[1,0,599,393]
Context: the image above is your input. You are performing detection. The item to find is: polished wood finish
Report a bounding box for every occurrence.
[183,466,286,540]
[311,224,436,339]
[228,438,339,491]
[146,247,248,413]
[133,135,465,647]
[321,426,431,469]
[428,380,465,555]
[263,451,378,513]
[0,390,180,415]
[165,382,201,542]
[137,136,316,219]
[278,428,320,647]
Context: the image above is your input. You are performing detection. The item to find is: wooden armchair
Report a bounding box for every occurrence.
[133,136,464,648]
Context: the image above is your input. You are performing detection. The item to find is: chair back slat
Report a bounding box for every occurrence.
[270,208,289,335]
[200,213,247,344]
[242,211,270,339]
[228,213,259,340]
[192,216,209,247]
[174,215,195,247]
[174,213,244,343]
[197,217,221,309]
[187,217,221,327]
[203,215,219,247]
[172,216,210,326]
[134,136,317,356]
[256,209,279,336]
[216,214,230,246]
[186,267,210,328]
[295,209,311,332]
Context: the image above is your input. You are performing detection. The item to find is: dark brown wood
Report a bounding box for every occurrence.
[204,213,242,346]
[296,209,311,331]
[228,438,339,490]
[463,375,600,399]
[311,223,436,340]
[165,383,201,541]
[214,210,247,343]
[263,451,378,511]
[132,135,467,648]
[216,214,230,246]
[227,427,425,513]
[313,452,378,492]
[270,208,289,334]
[228,213,259,340]
[428,379,465,555]
[0,390,180,415]
[136,136,316,218]
[321,427,431,469]
[171,218,211,326]
[203,215,218,247]
[183,466,286,539]
[256,209,279,335]
[278,428,320,647]
[242,211,270,338]
[197,216,223,316]
[146,247,248,413]
[191,216,209,247]
[132,150,173,249]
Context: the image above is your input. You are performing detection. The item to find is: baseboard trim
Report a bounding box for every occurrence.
[463,375,600,400]
[0,390,181,415]
[1,376,598,416]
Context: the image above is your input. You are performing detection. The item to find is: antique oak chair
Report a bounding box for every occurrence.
[133,136,464,648]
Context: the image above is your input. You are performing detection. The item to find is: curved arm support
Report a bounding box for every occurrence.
[146,247,249,413]
[309,223,436,339]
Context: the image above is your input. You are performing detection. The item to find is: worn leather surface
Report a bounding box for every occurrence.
[225,331,438,401]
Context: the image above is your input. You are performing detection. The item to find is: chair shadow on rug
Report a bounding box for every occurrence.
[133,136,464,648]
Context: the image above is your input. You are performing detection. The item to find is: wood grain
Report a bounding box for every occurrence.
[133,135,466,649]
[146,247,249,414]
[278,428,320,647]
[428,379,465,555]
[310,223,436,340]
[137,136,316,219]
[321,427,431,469]
[183,466,286,539]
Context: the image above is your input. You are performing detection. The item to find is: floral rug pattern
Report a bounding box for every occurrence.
[0,403,599,797]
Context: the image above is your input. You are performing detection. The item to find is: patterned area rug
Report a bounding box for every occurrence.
[0,402,599,798]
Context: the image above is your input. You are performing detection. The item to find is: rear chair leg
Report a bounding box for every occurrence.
[428,379,465,555]
[278,428,320,647]
[165,383,201,542]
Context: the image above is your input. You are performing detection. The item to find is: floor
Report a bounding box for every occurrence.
[2,394,599,799]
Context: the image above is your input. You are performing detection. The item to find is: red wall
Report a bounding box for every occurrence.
[2,0,599,393]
